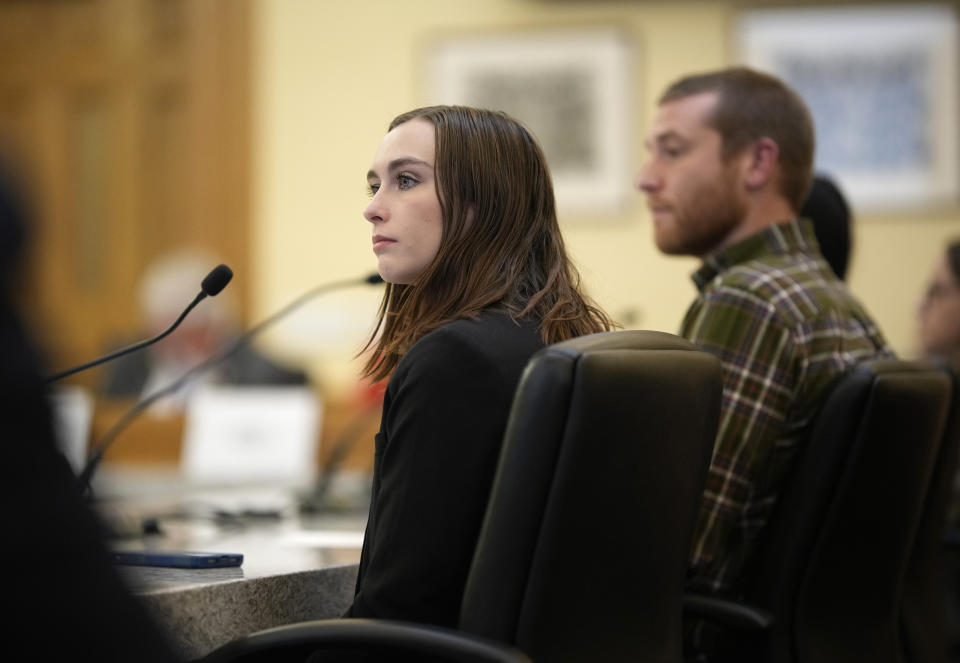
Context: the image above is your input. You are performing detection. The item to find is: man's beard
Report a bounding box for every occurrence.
[656,167,746,258]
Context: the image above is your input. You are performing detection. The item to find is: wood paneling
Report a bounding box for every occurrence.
[0,0,252,386]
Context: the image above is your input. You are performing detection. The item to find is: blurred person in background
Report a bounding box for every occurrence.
[917,239,960,369]
[918,242,960,662]
[0,158,179,661]
[100,247,308,403]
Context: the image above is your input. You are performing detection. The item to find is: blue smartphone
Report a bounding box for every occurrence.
[112,550,243,569]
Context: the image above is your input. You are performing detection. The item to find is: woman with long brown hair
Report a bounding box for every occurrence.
[346,105,611,627]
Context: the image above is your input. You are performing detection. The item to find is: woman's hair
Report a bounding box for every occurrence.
[363,105,612,380]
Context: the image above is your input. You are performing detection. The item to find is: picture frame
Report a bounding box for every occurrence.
[736,4,959,211]
[425,27,634,216]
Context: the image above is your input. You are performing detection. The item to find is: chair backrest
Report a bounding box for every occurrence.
[743,359,954,663]
[900,363,960,663]
[460,330,723,663]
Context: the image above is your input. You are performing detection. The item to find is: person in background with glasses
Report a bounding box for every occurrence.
[917,239,960,369]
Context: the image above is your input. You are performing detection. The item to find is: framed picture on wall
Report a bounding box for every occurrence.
[736,4,959,211]
[425,28,634,216]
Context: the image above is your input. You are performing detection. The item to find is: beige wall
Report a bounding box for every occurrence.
[251,0,960,392]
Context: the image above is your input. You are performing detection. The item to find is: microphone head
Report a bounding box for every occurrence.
[201,264,233,296]
[365,273,384,285]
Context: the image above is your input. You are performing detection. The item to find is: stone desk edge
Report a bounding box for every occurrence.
[141,562,360,659]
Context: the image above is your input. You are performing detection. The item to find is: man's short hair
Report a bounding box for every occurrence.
[660,66,815,212]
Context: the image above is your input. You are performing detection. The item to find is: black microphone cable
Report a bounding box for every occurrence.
[45,264,234,383]
[77,272,383,498]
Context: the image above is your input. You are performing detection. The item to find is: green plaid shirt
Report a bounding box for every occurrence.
[682,218,892,595]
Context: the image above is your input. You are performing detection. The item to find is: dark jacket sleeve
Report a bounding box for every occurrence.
[345,326,515,627]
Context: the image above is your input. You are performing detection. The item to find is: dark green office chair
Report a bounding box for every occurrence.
[204,330,723,663]
[684,359,957,663]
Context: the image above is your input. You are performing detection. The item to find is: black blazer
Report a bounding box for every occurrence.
[345,310,544,627]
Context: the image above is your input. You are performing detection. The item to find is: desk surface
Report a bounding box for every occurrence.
[96,470,366,659]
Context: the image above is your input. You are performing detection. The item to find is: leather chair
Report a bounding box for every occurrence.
[684,358,956,663]
[901,362,960,663]
[204,330,723,663]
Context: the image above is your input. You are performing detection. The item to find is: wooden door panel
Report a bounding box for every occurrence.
[0,0,251,385]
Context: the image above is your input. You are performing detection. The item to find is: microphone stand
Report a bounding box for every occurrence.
[45,264,233,383]
[298,398,382,513]
[46,293,207,383]
[79,273,383,499]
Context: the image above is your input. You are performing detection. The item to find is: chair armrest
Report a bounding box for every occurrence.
[683,593,775,631]
[202,618,532,663]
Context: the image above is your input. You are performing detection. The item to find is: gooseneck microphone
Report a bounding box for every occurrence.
[45,264,234,383]
[77,272,383,497]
